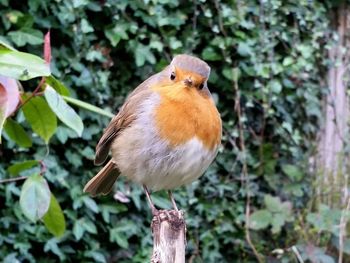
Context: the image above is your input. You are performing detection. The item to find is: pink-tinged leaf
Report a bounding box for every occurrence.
[0,84,8,143]
[0,76,20,117]
[44,30,51,64]
[0,84,7,106]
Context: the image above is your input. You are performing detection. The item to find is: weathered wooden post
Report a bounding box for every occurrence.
[150,210,186,263]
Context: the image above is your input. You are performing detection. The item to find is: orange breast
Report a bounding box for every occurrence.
[152,83,221,150]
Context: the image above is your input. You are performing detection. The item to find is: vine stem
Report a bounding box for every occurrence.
[338,195,350,263]
[0,159,47,184]
[0,176,27,184]
[15,77,45,112]
[233,68,264,263]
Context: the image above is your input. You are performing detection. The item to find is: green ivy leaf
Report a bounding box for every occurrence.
[271,213,285,234]
[8,28,43,47]
[237,42,252,57]
[81,218,97,234]
[22,96,57,143]
[269,80,282,94]
[44,86,83,137]
[152,195,171,210]
[0,49,50,80]
[110,229,129,248]
[55,126,79,144]
[73,220,85,241]
[20,174,51,222]
[101,204,127,223]
[85,251,106,263]
[202,47,221,61]
[282,57,294,67]
[222,68,234,81]
[264,195,283,213]
[168,36,182,50]
[104,24,128,47]
[43,193,66,237]
[81,19,94,33]
[16,14,34,28]
[7,160,38,176]
[6,10,24,24]
[82,196,99,213]
[282,164,303,181]
[3,118,32,147]
[249,209,272,230]
[134,44,155,66]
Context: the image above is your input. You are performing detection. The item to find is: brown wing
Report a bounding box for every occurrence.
[94,72,163,165]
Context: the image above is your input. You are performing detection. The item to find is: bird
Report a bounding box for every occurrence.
[83,54,222,214]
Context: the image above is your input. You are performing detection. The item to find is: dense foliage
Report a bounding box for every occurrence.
[0,0,348,262]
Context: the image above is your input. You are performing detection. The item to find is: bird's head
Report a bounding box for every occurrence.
[160,54,211,94]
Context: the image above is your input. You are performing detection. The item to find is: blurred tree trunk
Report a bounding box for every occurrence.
[317,3,350,207]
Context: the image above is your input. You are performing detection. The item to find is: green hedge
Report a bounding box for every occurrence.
[1,0,343,262]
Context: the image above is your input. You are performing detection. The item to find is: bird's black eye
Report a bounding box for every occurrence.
[199,83,204,89]
[170,72,176,80]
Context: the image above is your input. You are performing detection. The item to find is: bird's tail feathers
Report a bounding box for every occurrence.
[83,160,119,196]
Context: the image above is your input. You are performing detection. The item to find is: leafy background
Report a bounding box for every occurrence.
[0,0,349,262]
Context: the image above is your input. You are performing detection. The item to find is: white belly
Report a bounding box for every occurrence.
[111,94,219,190]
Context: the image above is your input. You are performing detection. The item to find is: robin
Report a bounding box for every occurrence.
[84,54,222,214]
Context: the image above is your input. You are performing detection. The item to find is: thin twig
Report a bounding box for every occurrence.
[338,195,350,263]
[0,176,27,184]
[0,159,47,184]
[15,77,45,112]
[213,0,227,37]
[233,68,264,263]
[291,246,304,263]
[192,0,198,33]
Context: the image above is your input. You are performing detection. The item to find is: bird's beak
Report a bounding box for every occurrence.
[184,77,193,87]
